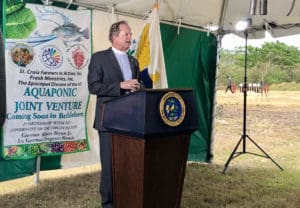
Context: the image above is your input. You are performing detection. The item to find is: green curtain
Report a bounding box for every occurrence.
[161,23,217,162]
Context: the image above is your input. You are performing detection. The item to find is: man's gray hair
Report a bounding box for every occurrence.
[109,20,129,43]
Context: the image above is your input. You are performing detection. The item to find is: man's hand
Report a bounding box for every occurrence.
[120,79,141,92]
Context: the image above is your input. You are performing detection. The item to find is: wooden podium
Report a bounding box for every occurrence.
[102,89,198,208]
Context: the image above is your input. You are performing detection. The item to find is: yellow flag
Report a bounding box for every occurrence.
[129,3,168,89]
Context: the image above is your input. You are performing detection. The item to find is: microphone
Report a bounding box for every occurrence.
[136,70,145,90]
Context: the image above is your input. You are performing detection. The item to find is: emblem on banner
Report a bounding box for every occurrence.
[67,44,89,70]
[159,92,186,127]
[40,45,63,69]
[10,42,35,68]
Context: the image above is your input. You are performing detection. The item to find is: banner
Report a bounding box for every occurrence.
[129,3,168,89]
[2,3,91,159]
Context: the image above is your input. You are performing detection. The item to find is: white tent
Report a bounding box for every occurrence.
[51,0,300,38]
[51,0,300,168]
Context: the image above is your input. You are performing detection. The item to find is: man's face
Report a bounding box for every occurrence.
[112,24,132,51]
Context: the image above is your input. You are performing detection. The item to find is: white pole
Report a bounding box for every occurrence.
[209,33,222,162]
[34,155,41,185]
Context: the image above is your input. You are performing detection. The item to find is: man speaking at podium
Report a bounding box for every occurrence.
[88,20,142,208]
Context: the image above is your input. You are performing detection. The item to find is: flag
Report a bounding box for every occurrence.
[129,3,168,89]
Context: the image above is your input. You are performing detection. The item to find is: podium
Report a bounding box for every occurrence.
[102,89,198,208]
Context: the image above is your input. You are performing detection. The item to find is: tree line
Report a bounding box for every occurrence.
[218,41,300,86]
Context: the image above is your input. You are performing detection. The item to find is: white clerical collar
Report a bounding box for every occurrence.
[112,47,127,55]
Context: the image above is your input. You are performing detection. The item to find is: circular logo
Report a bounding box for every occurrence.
[40,45,63,69]
[67,44,90,70]
[10,42,35,68]
[159,92,186,127]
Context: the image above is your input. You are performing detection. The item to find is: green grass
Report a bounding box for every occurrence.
[0,170,101,208]
[182,164,300,208]
[0,163,299,208]
[270,82,300,91]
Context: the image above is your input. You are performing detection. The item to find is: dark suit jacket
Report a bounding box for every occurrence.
[88,47,140,131]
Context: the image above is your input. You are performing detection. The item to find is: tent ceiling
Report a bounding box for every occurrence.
[51,0,300,38]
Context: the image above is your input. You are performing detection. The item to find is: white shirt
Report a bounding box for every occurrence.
[112,47,132,81]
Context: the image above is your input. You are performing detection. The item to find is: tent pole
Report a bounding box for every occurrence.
[34,155,41,185]
[209,33,223,162]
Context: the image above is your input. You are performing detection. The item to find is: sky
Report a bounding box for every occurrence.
[221,32,300,50]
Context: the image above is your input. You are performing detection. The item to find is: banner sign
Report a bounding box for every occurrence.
[2,3,91,159]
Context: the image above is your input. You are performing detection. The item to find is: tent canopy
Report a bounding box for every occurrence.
[51,0,300,38]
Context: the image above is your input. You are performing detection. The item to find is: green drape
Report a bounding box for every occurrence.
[161,23,217,162]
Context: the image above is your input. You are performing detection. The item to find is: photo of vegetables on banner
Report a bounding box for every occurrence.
[1,0,91,160]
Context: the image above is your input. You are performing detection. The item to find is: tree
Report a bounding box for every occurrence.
[218,49,244,87]
[218,41,300,86]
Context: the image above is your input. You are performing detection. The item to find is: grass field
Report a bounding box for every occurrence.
[0,90,299,207]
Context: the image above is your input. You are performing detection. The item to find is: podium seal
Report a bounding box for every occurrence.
[159,92,186,127]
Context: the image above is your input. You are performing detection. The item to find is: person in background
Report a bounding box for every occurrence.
[225,76,234,93]
[87,20,142,208]
[260,80,265,93]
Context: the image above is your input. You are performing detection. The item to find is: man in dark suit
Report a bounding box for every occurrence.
[88,20,142,208]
